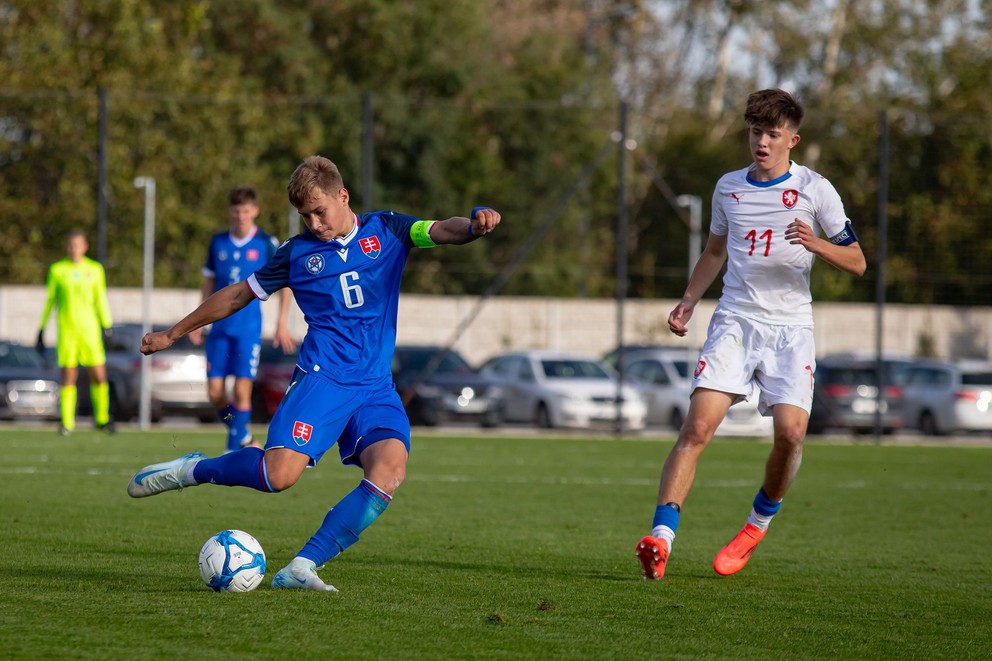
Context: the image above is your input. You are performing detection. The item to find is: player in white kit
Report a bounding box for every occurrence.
[636,89,867,580]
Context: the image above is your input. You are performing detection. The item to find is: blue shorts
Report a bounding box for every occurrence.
[205,333,261,379]
[266,367,411,468]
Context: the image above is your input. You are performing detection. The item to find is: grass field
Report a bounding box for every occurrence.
[1,426,990,660]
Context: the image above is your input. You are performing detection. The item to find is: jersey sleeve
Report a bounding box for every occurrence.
[39,264,57,330]
[377,211,421,248]
[202,235,217,278]
[709,178,729,236]
[246,238,292,301]
[94,262,112,329]
[811,176,851,239]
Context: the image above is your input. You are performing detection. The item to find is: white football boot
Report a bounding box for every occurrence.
[272,557,339,592]
[127,451,206,498]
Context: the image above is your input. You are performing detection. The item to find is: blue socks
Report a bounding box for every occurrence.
[298,479,392,567]
[218,403,252,452]
[651,503,680,551]
[225,407,252,452]
[191,447,271,492]
[747,487,783,531]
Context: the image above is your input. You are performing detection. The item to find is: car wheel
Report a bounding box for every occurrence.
[535,402,553,428]
[669,408,685,431]
[919,411,943,436]
[481,410,501,428]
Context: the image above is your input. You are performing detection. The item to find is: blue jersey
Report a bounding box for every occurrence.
[204,228,280,338]
[247,211,421,388]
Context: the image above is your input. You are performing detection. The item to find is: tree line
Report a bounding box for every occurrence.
[1,0,990,306]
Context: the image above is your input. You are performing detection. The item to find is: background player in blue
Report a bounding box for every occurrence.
[188,187,295,452]
[127,155,502,591]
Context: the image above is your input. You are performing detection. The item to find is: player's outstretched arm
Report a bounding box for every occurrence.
[141,281,255,355]
[428,207,501,245]
[669,233,727,337]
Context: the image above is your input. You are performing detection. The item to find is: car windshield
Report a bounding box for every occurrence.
[541,359,609,379]
[397,348,474,375]
[0,343,44,368]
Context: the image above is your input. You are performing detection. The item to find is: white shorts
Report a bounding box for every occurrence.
[692,309,816,415]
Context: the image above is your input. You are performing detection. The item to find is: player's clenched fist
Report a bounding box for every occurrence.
[141,330,175,355]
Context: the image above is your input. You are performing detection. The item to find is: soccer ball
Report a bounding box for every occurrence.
[198,529,266,592]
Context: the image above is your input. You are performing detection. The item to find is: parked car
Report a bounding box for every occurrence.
[0,340,60,421]
[900,359,992,435]
[251,341,299,423]
[392,345,505,427]
[478,350,647,431]
[808,354,914,435]
[616,347,772,436]
[82,323,213,422]
[620,349,692,429]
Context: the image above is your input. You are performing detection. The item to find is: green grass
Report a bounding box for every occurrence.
[1,427,990,660]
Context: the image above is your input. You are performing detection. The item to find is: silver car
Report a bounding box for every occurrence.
[901,359,992,435]
[478,350,646,431]
[617,347,773,437]
[0,341,60,421]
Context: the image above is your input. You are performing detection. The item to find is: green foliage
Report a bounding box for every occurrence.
[1,428,991,659]
[1,1,991,304]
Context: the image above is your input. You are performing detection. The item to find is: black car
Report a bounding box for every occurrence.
[0,340,60,421]
[808,355,914,435]
[392,345,504,427]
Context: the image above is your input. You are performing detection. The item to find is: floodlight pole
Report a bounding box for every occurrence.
[614,101,629,435]
[134,176,156,431]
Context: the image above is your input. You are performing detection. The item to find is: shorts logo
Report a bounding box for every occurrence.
[305,254,325,274]
[360,236,381,259]
[694,359,707,378]
[782,189,799,209]
[292,421,313,446]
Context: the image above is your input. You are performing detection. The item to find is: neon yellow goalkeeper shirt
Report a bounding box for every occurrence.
[39,256,112,343]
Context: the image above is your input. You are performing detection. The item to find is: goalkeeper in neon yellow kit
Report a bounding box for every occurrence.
[38,230,114,435]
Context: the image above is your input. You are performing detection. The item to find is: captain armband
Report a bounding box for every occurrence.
[410,220,438,248]
[829,221,859,246]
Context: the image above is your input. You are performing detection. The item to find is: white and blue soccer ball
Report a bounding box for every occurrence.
[198,529,266,592]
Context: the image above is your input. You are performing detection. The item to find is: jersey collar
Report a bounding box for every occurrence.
[745,161,794,188]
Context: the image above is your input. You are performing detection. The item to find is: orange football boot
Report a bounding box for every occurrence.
[636,536,670,580]
[713,523,766,576]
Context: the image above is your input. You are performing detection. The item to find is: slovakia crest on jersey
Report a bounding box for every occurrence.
[292,421,313,446]
[782,189,799,209]
[360,236,381,259]
[246,248,259,262]
[305,254,325,274]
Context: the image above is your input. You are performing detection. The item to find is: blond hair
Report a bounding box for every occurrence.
[287,156,345,208]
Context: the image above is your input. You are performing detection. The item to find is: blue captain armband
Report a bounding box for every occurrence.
[829,221,859,246]
[410,220,438,248]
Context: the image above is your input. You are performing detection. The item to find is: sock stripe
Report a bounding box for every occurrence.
[259,455,275,493]
[360,479,391,502]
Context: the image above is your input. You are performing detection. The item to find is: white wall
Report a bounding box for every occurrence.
[6,285,989,362]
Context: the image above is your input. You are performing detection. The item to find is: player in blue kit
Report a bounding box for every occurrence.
[189,187,295,452]
[127,155,501,591]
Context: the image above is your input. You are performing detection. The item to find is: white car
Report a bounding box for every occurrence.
[478,350,647,431]
[900,359,992,435]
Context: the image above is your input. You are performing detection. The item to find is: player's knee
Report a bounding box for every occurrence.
[265,465,303,492]
[774,424,806,452]
[677,417,715,449]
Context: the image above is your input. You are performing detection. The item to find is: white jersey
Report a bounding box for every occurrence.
[710,161,852,325]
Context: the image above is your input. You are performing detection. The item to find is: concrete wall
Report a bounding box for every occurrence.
[5,285,989,363]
